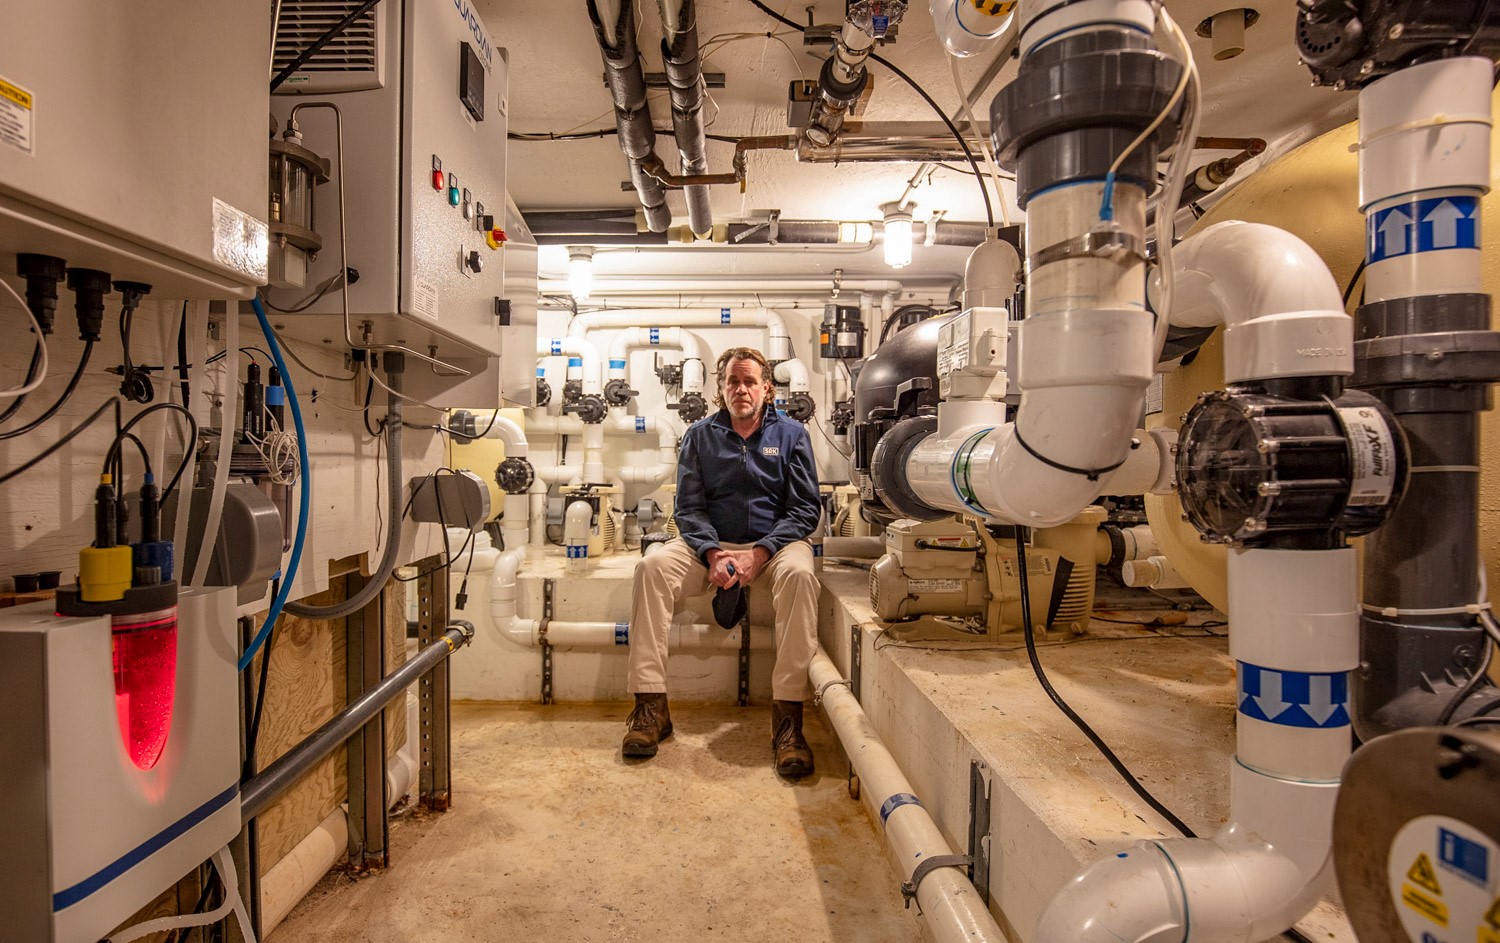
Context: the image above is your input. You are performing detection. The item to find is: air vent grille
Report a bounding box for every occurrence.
[273,0,380,87]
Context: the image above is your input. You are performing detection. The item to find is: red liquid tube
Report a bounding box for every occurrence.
[111,605,178,771]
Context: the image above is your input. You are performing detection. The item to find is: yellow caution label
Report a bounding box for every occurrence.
[1409,852,1444,896]
[1403,884,1450,928]
[968,0,1018,15]
[1486,896,1500,929]
[0,78,31,109]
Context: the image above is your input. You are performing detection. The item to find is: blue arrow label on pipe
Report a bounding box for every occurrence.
[880,792,922,824]
[649,327,660,344]
[615,622,629,645]
[551,339,563,355]
[1368,195,1479,263]
[1237,662,1350,728]
[636,417,646,432]
[721,307,732,324]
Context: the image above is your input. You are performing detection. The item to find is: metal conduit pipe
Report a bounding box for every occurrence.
[587,0,672,232]
[526,214,1019,249]
[657,0,712,236]
[241,622,474,821]
[808,650,1011,943]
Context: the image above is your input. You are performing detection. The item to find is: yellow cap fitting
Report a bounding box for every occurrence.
[78,546,134,603]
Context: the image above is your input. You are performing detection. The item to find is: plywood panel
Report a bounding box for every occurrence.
[251,581,348,873]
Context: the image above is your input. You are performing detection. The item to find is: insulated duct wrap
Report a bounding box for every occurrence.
[588,0,672,232]
[660,0,712,236]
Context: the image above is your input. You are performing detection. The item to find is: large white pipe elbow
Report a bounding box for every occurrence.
[488,549,540,646]
[482,413,528,459]
[537,336,604,394]
[773,357,811,393]
[1160,221,1352,383]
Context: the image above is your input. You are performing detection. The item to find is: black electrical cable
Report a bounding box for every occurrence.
[405,409,501,441]
[742,0,994,226]
[0,397,122,486]
[0,341,95,440]
[1341,258,1368,309]
[362,374,386,438]
[206,346,274,365]
[176,303,191,408]
[1014,527,1199,837]
[1438,639,1493,724]
[269,0,383,92]
[108,432,154,485]
[164,867,221,943]
[879,303,938,344]
[0,343,42,424]
[244,578,279,782]
[103,401,200,503]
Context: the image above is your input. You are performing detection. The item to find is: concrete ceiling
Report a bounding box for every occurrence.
[482,0,1358,284]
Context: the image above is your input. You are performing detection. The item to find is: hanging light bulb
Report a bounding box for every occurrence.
[881,202,914,269]
[568,246,594,301]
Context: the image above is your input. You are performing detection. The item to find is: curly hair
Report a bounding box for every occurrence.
[712,346,773,409]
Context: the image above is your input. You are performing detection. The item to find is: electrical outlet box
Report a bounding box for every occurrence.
[0,2,269,298]
[269,0,510,404]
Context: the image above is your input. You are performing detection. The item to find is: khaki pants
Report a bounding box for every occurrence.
[626,538,818,701]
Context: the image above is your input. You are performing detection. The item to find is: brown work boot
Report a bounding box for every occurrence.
[622,693,672,758]
[772,700,814,779]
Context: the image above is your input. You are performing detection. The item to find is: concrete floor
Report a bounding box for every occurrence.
[271,702,925,943]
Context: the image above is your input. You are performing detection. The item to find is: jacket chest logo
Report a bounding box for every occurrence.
[761,446,779,457]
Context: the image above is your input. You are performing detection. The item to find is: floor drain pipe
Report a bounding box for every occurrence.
[809,650,1011,943]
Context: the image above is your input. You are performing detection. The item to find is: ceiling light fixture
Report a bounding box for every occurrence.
[881,202,914,270]
[568,246,594,301]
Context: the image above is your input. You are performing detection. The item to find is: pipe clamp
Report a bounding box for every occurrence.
[900,854,974,913]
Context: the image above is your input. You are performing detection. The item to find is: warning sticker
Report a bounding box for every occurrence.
[908,579,964,594]
[1338,406,1397,507]
[1402,883,1449,927]
[1411,854,1445,896]
[412,280,439,322]
[0,75,35,155]
[1390,816,1500,943]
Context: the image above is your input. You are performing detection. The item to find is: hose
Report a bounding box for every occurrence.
[190,313,236,587]
[241,297,311,671]
[280,355,404,621]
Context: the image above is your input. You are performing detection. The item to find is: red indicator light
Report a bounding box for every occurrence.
[432,169,444,190]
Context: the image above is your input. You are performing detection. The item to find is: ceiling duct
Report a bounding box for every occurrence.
[587,0,672,232]
[658,0,713,237]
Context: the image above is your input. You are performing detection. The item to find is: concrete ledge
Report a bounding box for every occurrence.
[814,561,1353,943]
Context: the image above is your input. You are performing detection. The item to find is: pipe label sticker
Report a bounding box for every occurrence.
[636,417,646,432]
[879,792,922,825]
[1235,663,1350,728]
[610,358,627,369]
[1390,815,1500,942]
[1368,195,1480,263]
[1338,406,1397,507]
[614,622,628,645]
[551,339,563,355]
[0,75,34,155]
[721,307,732,324]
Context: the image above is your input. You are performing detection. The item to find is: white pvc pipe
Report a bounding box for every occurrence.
[773,357,811,393]
[1160,220,1352,383]
[548,278,904,297]
[1358,56,1491,302]
[191,313,237,588]
[1019,0,1154,56]
[481,412,528,457]
[896,182,1154,528]
[1035,548,1356,942]
[821,536,884,558]
[809,650,1011,943]
[564,497,593,573]
[930,0,1014,57]
[568,308,790,354]
[582,422,605,483]
[536,336,603,394]
[606,326,706,372]
[1120,555,1190,590]
[260,806,346,937]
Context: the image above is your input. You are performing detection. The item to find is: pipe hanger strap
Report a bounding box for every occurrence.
[1013,427,1139,482]
[900,854,975,914]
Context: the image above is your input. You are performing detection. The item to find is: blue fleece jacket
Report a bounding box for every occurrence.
[674,404,821,564]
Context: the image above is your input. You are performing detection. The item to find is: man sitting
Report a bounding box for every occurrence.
[622,347,822,778]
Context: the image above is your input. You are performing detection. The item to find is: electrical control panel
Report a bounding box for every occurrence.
[269,0,510,405]
[0,1,269,298]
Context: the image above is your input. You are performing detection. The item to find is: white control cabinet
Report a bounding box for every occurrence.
[0,2,269,298]
[269,0,511,404]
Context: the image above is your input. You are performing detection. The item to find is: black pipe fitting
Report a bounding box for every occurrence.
[65,267,112,343]
[16,253,66,336]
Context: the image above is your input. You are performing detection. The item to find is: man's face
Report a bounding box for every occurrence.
[722,357,769,421]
